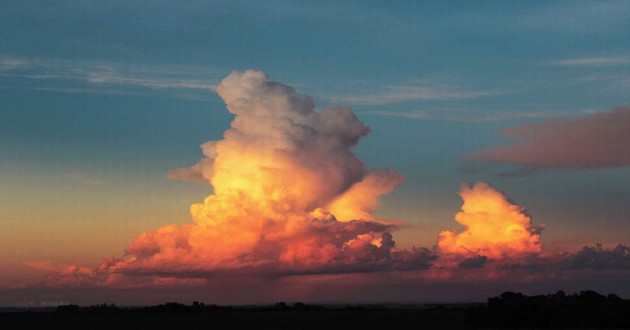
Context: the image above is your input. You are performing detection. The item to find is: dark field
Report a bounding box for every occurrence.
[1,308,466,330]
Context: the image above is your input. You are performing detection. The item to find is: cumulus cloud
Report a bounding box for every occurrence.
[415,182,544,281]
[471,107,630,168]
[29,70,438,287]
[437,182,543,261]
[121,70,419,278]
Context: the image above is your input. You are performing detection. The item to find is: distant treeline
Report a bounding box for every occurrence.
[54,301,332,314]
[43,290,630,329]
[465,290,630,329]
[4,302,464,330]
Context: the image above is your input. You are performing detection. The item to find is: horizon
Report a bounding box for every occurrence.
[3,289,625,309]
[2,1,630,306]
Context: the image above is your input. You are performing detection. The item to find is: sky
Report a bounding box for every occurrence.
[1,0,630,306]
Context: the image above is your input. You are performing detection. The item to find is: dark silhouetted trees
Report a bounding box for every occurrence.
[466,290,630,328]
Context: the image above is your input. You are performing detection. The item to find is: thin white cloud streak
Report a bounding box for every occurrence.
[514,1,630,34]
[0,56,217,92]
[84,73,213,90]
[2,56,508,106]
[25,87,148,96]
[364,108,568,123]
[548,56,630,67]
[328,85,506,106]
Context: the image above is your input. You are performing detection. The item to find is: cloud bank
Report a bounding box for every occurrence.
[471,106,630,168]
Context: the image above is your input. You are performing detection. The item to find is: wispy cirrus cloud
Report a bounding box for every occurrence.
[364,108,564,123]
[83,72,214,90]
[327,85,506,106]
[23,86,147,96]
[546,56,630,67]
[0,55,218,93]
[515,1,630,34]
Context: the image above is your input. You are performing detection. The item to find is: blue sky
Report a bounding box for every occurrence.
[1,1,630,301]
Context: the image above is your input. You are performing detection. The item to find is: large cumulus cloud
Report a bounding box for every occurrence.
[29,70,434,287]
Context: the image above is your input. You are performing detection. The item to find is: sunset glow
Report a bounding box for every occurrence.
[2,1,629,306]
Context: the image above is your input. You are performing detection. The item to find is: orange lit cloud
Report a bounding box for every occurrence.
[23,261,96,286]
[471,106,630,168]
[119,70,419,278]
[29,70,434,287]
[437,182,543,261]
[28,71,626,293]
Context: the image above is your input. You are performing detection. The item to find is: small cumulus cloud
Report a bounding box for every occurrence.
[436,182,543,262]
[418,182,547,282]
[470,106,630,168]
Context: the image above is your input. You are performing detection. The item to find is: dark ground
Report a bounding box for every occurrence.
[2,291,630,329]
[0,308,466,330]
